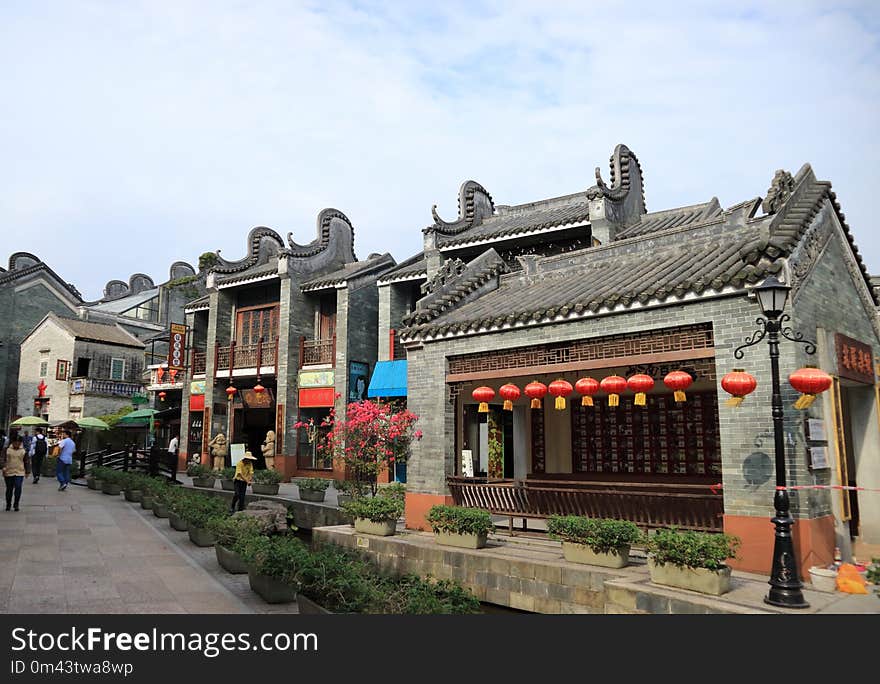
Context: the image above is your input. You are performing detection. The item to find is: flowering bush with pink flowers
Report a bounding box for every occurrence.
[321,400,422,497]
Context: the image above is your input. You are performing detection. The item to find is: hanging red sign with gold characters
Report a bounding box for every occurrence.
[835,333,874,384]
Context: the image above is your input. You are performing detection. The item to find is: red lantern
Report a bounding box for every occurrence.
[226,385,237,401]
[472,386,495,413]
[789,366,832,409]
[721,369,757,407]
[158,391,167,401]
[548,379,573,410]
[169,368,178,382]
[524,381,547,409]
[664,370,693,402]
[253,383,265,394]
[627,374,655,407]
[599,375,627,407]
[575,377,599,407]
[156,367,165,382]
[498,383,520,411]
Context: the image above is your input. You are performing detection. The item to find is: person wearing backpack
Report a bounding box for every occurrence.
[31,427,48,484]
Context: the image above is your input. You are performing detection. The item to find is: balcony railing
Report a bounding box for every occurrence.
[69,377,142,397]
[192,351,207,375]
[300,336,335,367]
[215,340,278,373]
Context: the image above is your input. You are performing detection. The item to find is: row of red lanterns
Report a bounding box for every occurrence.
[472,365,833,412]
[224,382,266,400]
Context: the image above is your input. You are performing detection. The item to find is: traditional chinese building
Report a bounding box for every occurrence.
[397,143,880,574]
[179,213,395,479]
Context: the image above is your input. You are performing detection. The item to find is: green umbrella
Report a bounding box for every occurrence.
[10,416,49,427]
[76,417,110,430]
[117,409,158,424]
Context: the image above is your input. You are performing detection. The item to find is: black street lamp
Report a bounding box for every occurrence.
[734,274,815,609]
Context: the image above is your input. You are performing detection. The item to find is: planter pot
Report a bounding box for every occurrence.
[252,483,280,495]
[140,495,155,510]
[193,477,216,489]
[435,530,488,550]
[248,570,298,604]
[215,545,249,574]
[152,502,170,518]
[169,512,189,531]
[647,558,732,596]
[297,594,333,614]
[123,489,143,503]
[336,493,352,506]
[101,482,122,496]
[188,526,216,547]
[220,479,235,491]
[808,567,838,593]
[353,518,396,537]
[299,489,326,503]
[561,541,630,569]
[87,478,103,491]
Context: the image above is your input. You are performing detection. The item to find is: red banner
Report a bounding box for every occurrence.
[299,388,335,408]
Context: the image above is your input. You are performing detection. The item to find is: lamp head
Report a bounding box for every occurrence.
[753,275,790,319]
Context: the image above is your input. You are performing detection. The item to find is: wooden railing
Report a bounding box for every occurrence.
[301,336,336,366]
[447,476,724,533]
[192,351,207,375]
[215,340,277,372]
[77,445,178,482]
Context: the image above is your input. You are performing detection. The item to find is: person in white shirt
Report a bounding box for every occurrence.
[168,435,179,455]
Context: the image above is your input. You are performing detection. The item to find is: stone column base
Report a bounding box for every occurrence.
[404,492,454,531]
[724,514,835,577]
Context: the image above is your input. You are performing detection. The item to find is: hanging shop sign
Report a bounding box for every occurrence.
[835,333,874,384]
[242,388,274,408]
[190,380,206,396]
[299,387,336,408]
[168,323,188,371]
[189,394,205,411]
[298,369,335,388]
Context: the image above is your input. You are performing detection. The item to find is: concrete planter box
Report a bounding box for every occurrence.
[336,493,352,506]
[188,526,216,547]
[220,479,235,491]
[648,558,732,596]
[561,542,630,568]
[140,495,155,510]
[299,489,326,503]
[216,545,249,574]
[87,478,103,491]
[152,502,170,518]
[297,594,333,614]
[248,570,298,604]
[435,531,488,549]
[169,513,189,531]
[101,482,122,496]
[354,518,396,536]
[123,489,142,503]
[252,483,279,495]
[193,477,216,489]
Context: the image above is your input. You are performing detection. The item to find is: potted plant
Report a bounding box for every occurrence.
[239,535,304,604]
[207,515,266,574]
[547,515,640,568]
[252,468,283,495]
[296,477,330,503]
[86,466,105,491]
[219,467,236,491]
[167,490,194,532]
[119,473,143,502]
[188,463,216,488]
[152,486,181,519]
[139,478,164,510]
[333,479,366,506]
[425,505,493,549]
[342,496,403,537]
[101,472,123,496]
[180,496,227,547]
[645,528,741,596]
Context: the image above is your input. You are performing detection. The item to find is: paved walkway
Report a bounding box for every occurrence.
[0,478,298,614]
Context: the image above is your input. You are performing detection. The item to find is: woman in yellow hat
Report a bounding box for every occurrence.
[230,451,257,514]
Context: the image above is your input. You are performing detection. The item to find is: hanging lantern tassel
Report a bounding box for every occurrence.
[575,377,599,407]
[721,369,757,408]
[524,381,547,409]
[472,386,495,413]
[600,376,627,408]
[789,366,832,410]
[548,379,573,411]
[627,374,655,407]
[498,383,521,411]
[664,370,693,403]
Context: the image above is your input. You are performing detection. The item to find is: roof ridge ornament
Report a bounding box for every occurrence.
[586,143,647,214]
[762,169,795,215]
[427,180,495,235]
[421,257,466,296]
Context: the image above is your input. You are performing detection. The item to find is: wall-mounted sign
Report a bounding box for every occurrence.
[71,379,84,393]
[230,443,246,466]
[461,449,474,478]
[805,418,826,444]
[349,361,369,401]
[56,359,70,381]
[242,388,274,408]
[189,394,205,411]
[836,333,874,384]
[299,387,335,408]
[168,323,188,371]
[808,446,830,470]
[190,380,206,396]
[299,369,335,388]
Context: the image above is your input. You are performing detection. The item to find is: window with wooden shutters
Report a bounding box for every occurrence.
[318,294,336,340]
[235,305,279,346]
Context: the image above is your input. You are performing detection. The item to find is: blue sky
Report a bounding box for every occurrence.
[2,1,878,300]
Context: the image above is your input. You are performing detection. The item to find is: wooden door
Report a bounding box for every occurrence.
[236,306,278,345]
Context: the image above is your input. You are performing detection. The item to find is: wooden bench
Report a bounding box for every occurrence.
[446,476,723,534]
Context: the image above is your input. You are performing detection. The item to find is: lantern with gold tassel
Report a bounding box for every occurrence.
[472,386,495,413]
[789,366,832,409]
[599,375,627,407]
[548,379,573,410]
[664,370,693,402]
[524,381,547,409]
[575,377,599,406]
[626,373,655,407]
[721,369,757,407]
[498,383,520,411]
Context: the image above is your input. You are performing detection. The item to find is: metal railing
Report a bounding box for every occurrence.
[69,378,141,397]
[301,336,335,366]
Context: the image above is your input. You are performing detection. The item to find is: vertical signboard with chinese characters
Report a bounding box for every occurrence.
[168,323,188,372]
[835,333,874,384]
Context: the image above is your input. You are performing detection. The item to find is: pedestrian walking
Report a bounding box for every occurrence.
[57,429,76,491]
[168,434,179,457]
[229,451,256,514]
[31,427,47,484]
[21,430,32,457]
[2,435,31,511]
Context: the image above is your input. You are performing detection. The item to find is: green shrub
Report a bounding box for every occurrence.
[219,467,236,480]
[341,495,403,523]
[547,516,642,553]
[426,505,494,536]
[378,482,406,504]
[645,528,740,571]
[254,468,283,485]
[376,575,481,615]
[206,515,267,550]
[177,494,227,529]
[297,545,380,613]
[296,477,330,492]
[334,479,368,497]
[187,463,214,478]
[238,535,308,588]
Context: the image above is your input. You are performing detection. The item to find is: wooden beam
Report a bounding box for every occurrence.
[445,347,715,383]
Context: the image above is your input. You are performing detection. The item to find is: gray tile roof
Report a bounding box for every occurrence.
[300,253,396,291]
[184,294,211,310]
[48,314,145,348]
[615,199,722,239]
[86,287,160,314]
[215,261,279,287]
[378,253,427,282]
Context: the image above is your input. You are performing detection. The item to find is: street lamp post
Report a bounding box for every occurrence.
[734,275,815,609]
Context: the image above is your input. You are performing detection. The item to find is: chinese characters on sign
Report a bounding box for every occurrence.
[55,359,69,381]
[168,323,188,371]
[835,333,874,384]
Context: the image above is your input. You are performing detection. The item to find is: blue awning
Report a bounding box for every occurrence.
[367,360,408,398]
